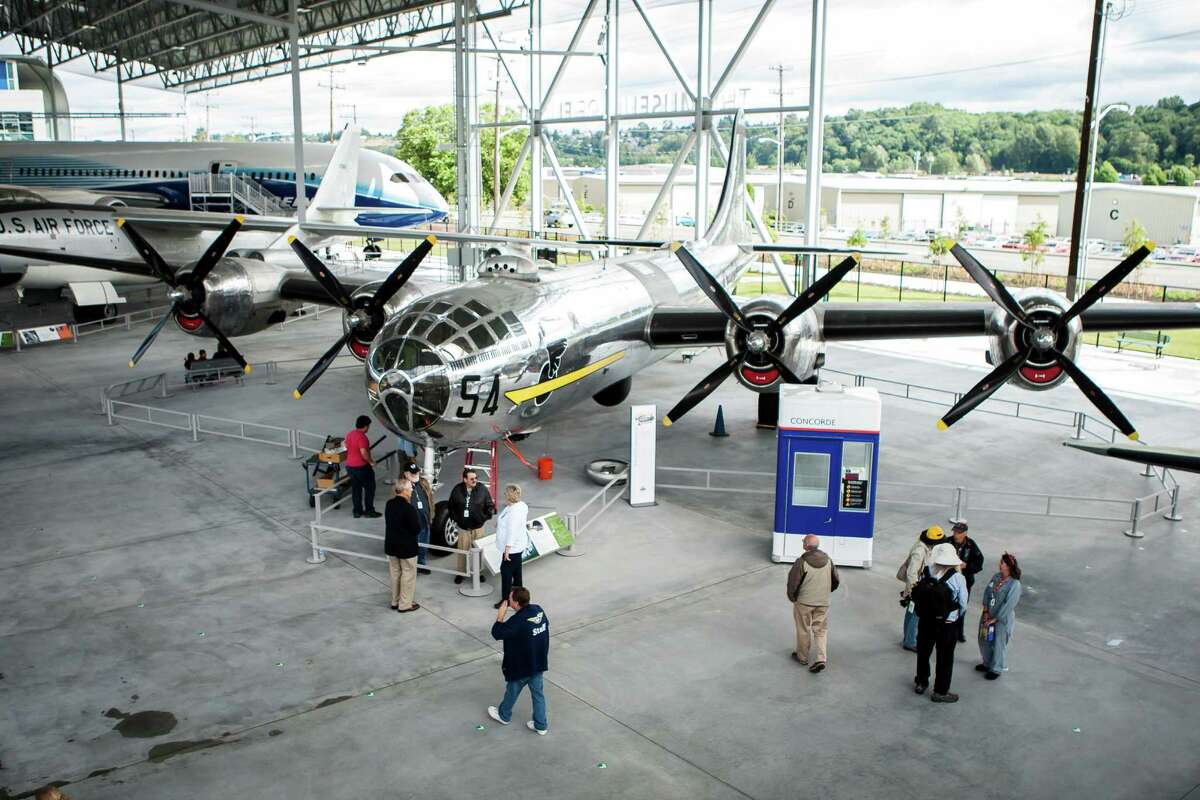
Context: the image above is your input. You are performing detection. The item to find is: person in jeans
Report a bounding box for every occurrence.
[898,526,945,651]
[384,479,420,613]
[487,586,549,735]
[786,534,840,673]
[345,415,380,519]
[448,467,495,584]
[494,483,530,609]
[914,542,968,703]
[403,461,435,576]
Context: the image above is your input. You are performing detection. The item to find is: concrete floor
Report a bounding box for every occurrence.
[1,310,1198,800]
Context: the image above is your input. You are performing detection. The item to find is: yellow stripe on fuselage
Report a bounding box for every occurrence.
[504,352,625,406]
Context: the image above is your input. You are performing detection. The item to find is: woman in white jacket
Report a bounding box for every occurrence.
[494,484,529,609]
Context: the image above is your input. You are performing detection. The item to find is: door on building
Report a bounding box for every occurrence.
[782,437,839,537]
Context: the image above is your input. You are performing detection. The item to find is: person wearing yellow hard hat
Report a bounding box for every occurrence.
[897,525,946,651]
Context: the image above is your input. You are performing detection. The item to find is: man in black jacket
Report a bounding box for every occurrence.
[448,468,496,584]
[384,479,421,613]
[487,586,549,734]
[951,521,984,642]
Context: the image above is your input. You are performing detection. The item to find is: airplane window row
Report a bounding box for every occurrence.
[12,166,320,181]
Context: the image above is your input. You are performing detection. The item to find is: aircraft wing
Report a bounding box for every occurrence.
[113,208,296,232]
[1063,440,1200,473]
[299,222,602,250]
[0,243,158,278]
[574,237,905,256]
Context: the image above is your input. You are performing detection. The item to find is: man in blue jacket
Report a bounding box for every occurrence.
[487,586,549,735]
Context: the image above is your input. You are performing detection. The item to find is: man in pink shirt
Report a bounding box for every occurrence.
[344,415,380,519]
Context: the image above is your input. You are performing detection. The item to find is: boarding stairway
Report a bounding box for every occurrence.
[187,172,292,217]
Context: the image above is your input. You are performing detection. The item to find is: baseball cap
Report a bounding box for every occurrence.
[952,521,968,532]
[402,461,421,474]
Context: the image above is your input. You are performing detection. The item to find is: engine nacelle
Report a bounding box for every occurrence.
[986,290,1082,391]
[726,296,821,391]
[339,278,432,360]
[175,257,291,337]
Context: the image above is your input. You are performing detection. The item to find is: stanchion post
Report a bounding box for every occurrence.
[191,414,199,442]
[124,314,132,331]
[1123,498,1144,539]
[105,399,114,426]
[1140,463,1154,478]
[266,361,278,385]
[159,373,169,399]
[1164,486,1183,522]
[306,522,326,564]
[290,429,299,459]
[458,547,492,597]
[949,487,967,525]
[1073,412,1085,440]
[72,324,80,343]
[556,512,585,557]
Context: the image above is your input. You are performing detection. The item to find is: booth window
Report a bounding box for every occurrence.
[791,452,830,507]
[839,441,873,513]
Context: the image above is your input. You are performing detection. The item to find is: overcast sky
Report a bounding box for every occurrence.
[4,0,1199,141]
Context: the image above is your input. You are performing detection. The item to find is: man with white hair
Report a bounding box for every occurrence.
[786,534,840,674]
[384,478,421,613]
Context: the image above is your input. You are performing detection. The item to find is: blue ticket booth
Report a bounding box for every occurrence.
[772,384,881,567]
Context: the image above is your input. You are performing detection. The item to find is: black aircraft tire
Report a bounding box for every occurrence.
[431,500,458,553]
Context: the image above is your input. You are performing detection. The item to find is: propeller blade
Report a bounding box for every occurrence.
[937,347,1029,431]
[1054,350,1137,439]
[672,243,752,333]
[762,351,804,384]
[371,234,436,310]
[190,215,245,283]
[194,309,250,374]
[117,219,177,286]
[288,236,356,311]
[663,351,741,427]
[293,329,354,399]
[772,254,859,333]
[1057,244,1153,329]
[950,243,1030,328]
[128,301,178,368]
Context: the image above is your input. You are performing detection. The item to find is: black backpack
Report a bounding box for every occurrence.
[911,568,958,622]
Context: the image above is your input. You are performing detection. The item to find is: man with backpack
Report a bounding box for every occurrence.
[911,542,968,703]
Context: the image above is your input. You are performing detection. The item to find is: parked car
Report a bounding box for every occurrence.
[676,214,696,227]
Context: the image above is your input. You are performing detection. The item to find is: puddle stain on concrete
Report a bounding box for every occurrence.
[315,695,353,709]
[147,739,225,763]
[268,729,283,737]
[104,708,178,738]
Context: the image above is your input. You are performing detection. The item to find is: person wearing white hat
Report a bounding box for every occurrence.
[912,542,968,703]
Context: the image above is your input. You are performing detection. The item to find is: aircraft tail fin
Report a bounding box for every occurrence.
[706,109,750,246]
[274,125,360,248]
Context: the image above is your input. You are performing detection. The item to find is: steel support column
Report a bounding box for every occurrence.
[455,0,482,272]
[803,0,828,290]
[116,56,127,141]
[604,0,619,239]
[693,0,712,239]
[529,0,543,235]
[636,129,696,240]
[288,0,306,222]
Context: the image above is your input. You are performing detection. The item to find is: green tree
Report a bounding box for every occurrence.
[931,150,961,175]
[1020,215,1049,272]
[859,144,889,171]
[928,235,953,265]
[880,214,892,240]
[1122,218,1150,256]
[963,152,988,175]
[1142,164,1168,186]
[954,210,969,240]
[1094,160,1119,183]
[847,228,868,247]
[1169,163,1196,186]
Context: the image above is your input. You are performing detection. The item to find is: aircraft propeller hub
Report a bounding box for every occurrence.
[1032,328,1056,350]
[167,288,188,303]
[746,330,770,353]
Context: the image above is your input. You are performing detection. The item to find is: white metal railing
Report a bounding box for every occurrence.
[563,474,627,539]
[195,413,293,449]
[74,304,173,338]
[655,466,1183,539]
[188,172,290,216]
[106,399,193,432]
[277,303,341,329]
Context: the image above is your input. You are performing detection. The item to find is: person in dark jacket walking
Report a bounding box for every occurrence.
[951,521,985,642]
[384,479,421,613]
[487,586,549,735]
[448,468,496,584]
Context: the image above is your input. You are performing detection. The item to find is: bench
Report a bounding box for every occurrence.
[1115,331,1171,358]
[186,357,246,387]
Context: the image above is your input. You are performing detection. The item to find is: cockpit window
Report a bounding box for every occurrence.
[450,307,476,328]
[429,301,453,315]
[500,311,524,335]
[468,324,495,350]
[426,321,455,346]
[487,317,509,339]
[466,299,492,317]
[390,172,411,183]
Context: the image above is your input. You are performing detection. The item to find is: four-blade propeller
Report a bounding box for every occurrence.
[939,242,1153,439]
[123,216,249,372]
[662,244,859,426]
[288,234,437,398]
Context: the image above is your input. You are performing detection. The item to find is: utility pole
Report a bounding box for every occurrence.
[1067,0,1127,300]
[200,95,219,141]
[318,69,345,142]
[768,64,793,234]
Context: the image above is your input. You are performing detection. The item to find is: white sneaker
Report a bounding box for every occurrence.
[487,706,509,725]
[526,720,547,736]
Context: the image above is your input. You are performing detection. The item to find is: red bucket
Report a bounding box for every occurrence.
[537,457,554,481]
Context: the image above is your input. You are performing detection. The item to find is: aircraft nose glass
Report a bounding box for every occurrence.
[377,361,450,433]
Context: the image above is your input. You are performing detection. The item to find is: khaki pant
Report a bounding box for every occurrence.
[456,527,482,573]
[793,603,829,664]
[389,556,417,609]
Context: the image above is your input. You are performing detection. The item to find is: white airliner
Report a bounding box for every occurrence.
[0,139,448,228]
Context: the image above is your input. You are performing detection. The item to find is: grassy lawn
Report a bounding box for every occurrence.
[735,275,1200,360]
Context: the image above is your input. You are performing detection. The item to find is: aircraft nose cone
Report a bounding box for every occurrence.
[372,360,451,434]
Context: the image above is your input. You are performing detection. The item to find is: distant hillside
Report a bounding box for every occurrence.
[545,97,1200,183]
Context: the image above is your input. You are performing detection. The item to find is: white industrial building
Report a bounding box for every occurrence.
[545,169,1200,245]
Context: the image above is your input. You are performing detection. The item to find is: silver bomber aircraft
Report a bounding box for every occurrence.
[5,112,1200,459]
